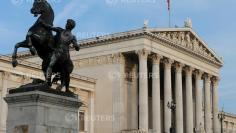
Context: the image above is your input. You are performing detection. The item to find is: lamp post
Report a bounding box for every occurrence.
[167,101,176,133]
[218,107,226,133]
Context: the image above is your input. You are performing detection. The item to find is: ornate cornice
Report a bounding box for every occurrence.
[78,29,223,67]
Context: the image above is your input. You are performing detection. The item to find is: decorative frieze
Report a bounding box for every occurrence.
[75,53,125,68]
[155,31,216,61]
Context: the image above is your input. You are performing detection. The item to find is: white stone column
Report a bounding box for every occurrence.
[129,64,138,129]
[204,74,212,133]
[175,63,184,133]
[112,53,126,133]
[137,49,150,132]
[195,70,203,130]
[185,66,194,133]
[152,54,161,133]
[89,92,95,133]
[212,77,220,133]
[163,58,173,133]
[0,72,9,133]
[225,121,228,133]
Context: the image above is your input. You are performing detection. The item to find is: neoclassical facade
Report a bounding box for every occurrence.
[0,26,229,133]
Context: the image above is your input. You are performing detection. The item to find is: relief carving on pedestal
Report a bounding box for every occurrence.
[14,125,28,133]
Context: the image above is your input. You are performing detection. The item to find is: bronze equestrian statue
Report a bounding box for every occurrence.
[11,0,80,93]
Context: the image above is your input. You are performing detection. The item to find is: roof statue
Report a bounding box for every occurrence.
[184,18,193,28]
[143,19,149,28]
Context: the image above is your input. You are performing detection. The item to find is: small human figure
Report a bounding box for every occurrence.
[40,19,80,91]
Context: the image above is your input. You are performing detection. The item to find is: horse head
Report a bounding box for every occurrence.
[31,0,54,25]
[31,0,46,17]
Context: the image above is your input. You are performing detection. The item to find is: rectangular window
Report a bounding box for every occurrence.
[79,112,85,131]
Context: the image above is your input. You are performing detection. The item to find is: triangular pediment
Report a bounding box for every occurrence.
[150,29,223,66]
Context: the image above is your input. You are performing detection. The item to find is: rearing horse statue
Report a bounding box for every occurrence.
[11,0,76,93]
[12,0,54,67]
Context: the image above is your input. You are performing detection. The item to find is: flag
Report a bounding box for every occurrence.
[167,0,170,11]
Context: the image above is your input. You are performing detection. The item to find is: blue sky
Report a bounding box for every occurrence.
[0,0,236,113]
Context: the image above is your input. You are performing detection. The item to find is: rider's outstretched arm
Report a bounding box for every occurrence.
[72,36,80,51]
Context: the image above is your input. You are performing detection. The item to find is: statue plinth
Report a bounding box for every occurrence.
[4,85,82,133]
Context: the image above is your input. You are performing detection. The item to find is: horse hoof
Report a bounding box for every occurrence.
[12,60,18,67]
[47,82,52,87]
[56,86,62,91]
[30,48,36,55]
[65,89,73,94]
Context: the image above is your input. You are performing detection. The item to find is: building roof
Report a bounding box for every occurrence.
[6,27,223,67]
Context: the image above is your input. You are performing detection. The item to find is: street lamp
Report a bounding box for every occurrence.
[167,101,176,133]
[218,107,226,133]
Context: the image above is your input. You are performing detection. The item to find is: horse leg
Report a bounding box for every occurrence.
[65,73,72,93]
[46,54,57,86]
[56,73,65,91]
[26,36,36,56]
[52,73,60,84]
[12,40,28,67]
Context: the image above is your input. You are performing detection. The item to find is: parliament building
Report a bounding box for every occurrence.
[0,22,236,133]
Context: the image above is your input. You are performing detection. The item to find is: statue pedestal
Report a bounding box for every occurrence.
[4,85,82,133]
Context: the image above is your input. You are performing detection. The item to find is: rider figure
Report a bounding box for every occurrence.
[40,19,80,88]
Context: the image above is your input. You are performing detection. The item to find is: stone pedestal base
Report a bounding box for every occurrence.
[4,87,82,133]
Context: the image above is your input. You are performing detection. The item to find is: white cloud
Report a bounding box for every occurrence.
[54,0,91,25]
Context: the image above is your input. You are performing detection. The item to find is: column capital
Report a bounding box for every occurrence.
[184,66,194,76]
[212,76,220,86]
[136,49,150,59]
[203,73,212,82]
[194,69,204,79]
[162,58,174,69]
[151,54,162,64]
[174,62,184,73]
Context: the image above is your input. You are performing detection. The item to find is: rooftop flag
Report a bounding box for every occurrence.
[167,0,170,11]
[167,0,171,27]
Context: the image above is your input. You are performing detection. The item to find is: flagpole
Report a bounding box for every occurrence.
[168,0,171,27]
[169,7,171,27]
